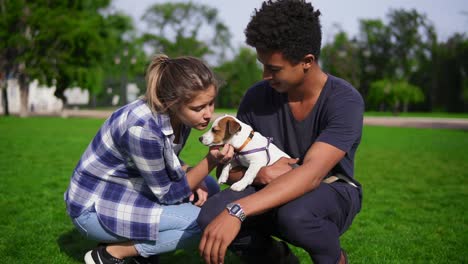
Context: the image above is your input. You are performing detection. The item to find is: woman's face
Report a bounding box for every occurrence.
[174,85,216,130]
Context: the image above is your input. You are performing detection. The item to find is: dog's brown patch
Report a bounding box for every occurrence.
[211,116,241,144]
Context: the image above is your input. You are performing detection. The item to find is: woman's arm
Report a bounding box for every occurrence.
[186,144,235,190]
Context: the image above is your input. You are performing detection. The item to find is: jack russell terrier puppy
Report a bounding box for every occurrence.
[199,115,291,191]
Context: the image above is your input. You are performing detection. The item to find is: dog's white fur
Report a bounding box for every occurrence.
[200,115,290,191]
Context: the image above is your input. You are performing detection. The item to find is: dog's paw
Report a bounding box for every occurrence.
[230,182,247,191]
[218,178,226,184]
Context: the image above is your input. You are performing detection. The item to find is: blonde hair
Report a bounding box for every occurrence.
[145,54,218,113]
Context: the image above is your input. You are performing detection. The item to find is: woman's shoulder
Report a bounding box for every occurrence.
[108,99,165,135]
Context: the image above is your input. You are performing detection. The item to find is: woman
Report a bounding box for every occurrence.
[64,55,233,264]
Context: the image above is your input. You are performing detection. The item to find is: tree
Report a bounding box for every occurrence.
[141,2,232,64]
[433,33,468,112]
[368,79,424,114]
[387,9,436,111]
[321,30,361,92]
[0,0,136,116]
[355,19,393,99]
[215,48,262,108]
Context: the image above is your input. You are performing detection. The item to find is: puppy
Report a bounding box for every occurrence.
[199,115,290,191]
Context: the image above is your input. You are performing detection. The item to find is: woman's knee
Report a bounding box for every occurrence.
[204,176,220,197]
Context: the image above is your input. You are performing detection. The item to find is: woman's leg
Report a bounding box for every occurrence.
[73,208,128,243]
[73,209,139,261]
[204,175,221,197]
[134,202,202,257]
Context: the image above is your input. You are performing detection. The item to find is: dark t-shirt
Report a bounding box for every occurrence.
[237,74,364,187]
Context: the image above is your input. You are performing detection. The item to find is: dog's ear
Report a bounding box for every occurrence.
[227,119,241,135]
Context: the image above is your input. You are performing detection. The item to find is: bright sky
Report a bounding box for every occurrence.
[112,0,467,48]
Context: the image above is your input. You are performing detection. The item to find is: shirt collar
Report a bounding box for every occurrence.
[158,114,174,136]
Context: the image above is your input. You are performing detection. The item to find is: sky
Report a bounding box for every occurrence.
[111,0,468,48]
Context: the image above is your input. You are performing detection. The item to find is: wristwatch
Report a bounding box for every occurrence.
[226,203,246,222]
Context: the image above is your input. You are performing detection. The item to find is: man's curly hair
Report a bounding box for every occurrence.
[245,0,322,63]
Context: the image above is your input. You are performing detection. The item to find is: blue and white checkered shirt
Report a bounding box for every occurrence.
[64,99,192,240]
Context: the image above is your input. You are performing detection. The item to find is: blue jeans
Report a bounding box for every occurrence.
[72,176,220,257]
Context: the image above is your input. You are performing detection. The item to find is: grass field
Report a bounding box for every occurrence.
[364,111,468,119]
[0,116,467,263]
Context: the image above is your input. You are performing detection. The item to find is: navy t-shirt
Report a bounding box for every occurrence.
[237,74,364,187]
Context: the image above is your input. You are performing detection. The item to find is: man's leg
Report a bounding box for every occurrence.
[274,182,361,264]
[198,187,298,263]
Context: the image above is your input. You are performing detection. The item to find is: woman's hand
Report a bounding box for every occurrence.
[255,157,299,185]
[207,144,234,165]
[190,181,209,207]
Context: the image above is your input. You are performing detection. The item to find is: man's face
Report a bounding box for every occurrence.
[256,49,306,93]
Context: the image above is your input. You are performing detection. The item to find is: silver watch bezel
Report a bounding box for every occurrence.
[226,203,246,222]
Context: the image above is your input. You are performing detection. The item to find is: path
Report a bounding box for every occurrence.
[57,109,468,130]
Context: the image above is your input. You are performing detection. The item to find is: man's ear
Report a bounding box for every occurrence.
[227,120,241,135]
[302,54,315,70]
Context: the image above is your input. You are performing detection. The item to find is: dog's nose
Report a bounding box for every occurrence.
[198,136,203,142]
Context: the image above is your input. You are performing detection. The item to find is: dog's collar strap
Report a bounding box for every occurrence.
[235,130,255,152]
[235,137,273,165]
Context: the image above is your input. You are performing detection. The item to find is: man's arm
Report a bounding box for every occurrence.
[217,156,298,186]
[199,141,344,264]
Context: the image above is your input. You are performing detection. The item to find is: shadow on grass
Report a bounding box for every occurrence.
[56,229,239,263]
[57,229,97,262]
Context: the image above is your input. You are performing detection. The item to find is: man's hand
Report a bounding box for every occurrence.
[199,211,241,264]
[255,157,299,185]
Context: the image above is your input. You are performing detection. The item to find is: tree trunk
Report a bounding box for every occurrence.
[18,74,29,117]
[54,84,68,117]
[1,84,9,116]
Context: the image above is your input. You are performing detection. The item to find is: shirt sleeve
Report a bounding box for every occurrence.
[122,125,192,204]
[316,90,364,153]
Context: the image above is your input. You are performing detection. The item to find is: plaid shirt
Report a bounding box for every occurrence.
[64,99,192,241]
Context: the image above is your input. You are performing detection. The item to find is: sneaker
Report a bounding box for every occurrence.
[84,246,126,264]
[132,255,160,264]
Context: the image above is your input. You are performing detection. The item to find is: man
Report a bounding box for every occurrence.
[197,1,364,263]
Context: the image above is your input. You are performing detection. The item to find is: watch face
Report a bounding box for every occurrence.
[231,205,241,214]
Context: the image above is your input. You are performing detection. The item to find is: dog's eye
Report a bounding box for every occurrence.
[212,127,220,133]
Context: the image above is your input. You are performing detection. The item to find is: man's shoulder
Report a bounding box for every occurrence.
[244,80,270,96]
[326,75,364,104]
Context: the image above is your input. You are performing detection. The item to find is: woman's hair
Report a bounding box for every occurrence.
[245,0,322,63]
[144,54,218,113]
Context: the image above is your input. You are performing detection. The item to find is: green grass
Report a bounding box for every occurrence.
[364,111,468,119]
[0,117,467,263]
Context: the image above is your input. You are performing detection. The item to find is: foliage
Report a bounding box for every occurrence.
[1,117,467,263]
[214,48,262,108]
[368,79,424,114]
[321,31,361,90]
[0,0,142,114]
[322,9,448,111]
[355,19,393,98]
[432,33,468,112]
[141,2,232,64]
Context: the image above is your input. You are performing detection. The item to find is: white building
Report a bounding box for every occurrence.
[0,79,140,115]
